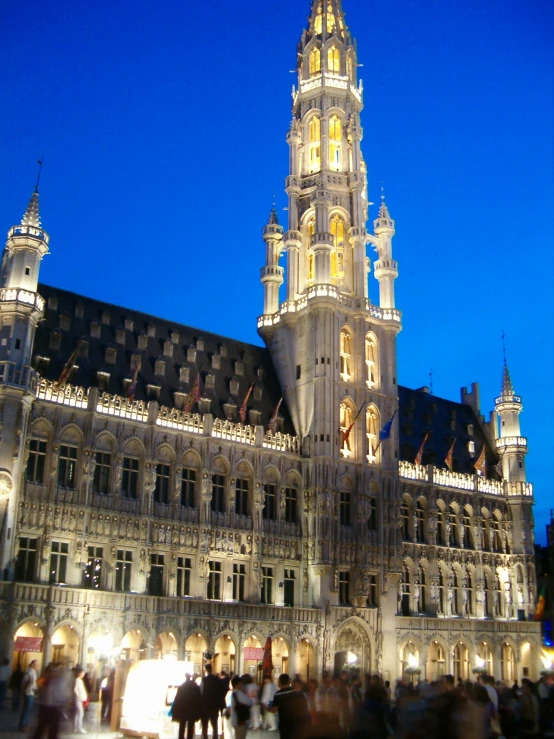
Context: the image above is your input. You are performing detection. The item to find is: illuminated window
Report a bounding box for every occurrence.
[307,217,315,281]
[346,54,353,81]
[366,404,380,463]
[308,116,321,172]
[339,400,354,458]
[365,333,378,389]
[328,46,341,74]
[315,4,323,34]
[330,213,345,276]
[339,328,352,380]
[329,116,342,171]
[326,3,335,33]
[309,47,321,76]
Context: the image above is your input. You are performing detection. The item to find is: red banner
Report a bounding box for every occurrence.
[243,647,264,661]
[14,636,42,653]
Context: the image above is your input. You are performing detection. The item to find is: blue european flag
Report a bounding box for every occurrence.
[379,409,397,441]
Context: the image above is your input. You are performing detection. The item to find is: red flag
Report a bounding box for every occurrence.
[535,587,546,621]
[445,438,456,471]
[55,342,80,388]
[262,636,273,678]
[127,360,141,402]
[183,373,202,414]
[239,384,254,425]
[268,387,287,434]
[414,433,429,466]
[474,444,487,477]
[342,402,367,448]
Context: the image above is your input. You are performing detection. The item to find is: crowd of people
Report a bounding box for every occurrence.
[171,667,554,739]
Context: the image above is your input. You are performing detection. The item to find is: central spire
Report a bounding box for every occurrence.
[21,190,41,229]
[307,0,350,44]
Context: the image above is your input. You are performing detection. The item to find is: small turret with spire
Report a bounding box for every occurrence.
[371,187,398,309]
[494,342,527,485]
[260,200,284,316]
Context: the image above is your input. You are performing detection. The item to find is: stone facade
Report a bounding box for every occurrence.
[0,0,542,683]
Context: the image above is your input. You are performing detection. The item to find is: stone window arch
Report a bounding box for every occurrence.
[330,213,346,276]
[181,450,200,509]
[416,499,426,543]
[364,332,379,389]
[339,397,355,459]
[339,326,352,381]
[309,46,321,76]
[366,404,380,464]
[308,115,321,173]
[235,461,252,518]
[328,45,341,73]
[211,457,229,515]
[328,116,343,172]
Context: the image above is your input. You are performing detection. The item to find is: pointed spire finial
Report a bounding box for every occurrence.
[378,182,390,218]
[21,191,41,229]
[268,194,279,225]
[500,332,515,398]
[35,158,44,193]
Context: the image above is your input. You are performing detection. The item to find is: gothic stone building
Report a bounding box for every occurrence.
[0,0,541,684]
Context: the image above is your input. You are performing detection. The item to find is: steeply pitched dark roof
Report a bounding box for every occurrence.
[33,284,294,434]
[398,385,500,477]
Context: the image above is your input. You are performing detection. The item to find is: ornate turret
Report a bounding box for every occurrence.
[494,360,527,484]
[260,206,284,316]
[306,0,351,44]
[372,193,398,309]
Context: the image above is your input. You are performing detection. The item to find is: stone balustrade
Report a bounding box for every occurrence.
[399,461,524,498]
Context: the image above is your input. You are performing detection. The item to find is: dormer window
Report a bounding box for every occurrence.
[309,47,321,76]
[328,46,340,74]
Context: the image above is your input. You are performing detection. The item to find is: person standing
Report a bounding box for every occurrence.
[261,673,278,731]
[73,668,88,734]
[31,663,71,739]
[18,660,38,731]
[200,664,224,739]
[171,674,202,739]
[519,678,540,737]
[11,663,24,710]
[271,673,311,739]
[227,675,253,739]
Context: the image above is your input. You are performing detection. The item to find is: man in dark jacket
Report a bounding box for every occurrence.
[271,673,311,739]
[201,664,224,739]
[171,674,201,739]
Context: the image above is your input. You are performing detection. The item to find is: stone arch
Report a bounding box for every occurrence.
[333,617,373,674]
[426,635,448,681]
[212,455,229,475]
[339,396,356,458]
[59,424,84,446]
[296,634,317,681]
[452,638,472,682]
[213,631,238,675]
[123,437,145,457]
[12,619,45,671]
[271,634,291,677]
[30,418,54,438]
[94,431,116,451]
[51,619,81,668]
[263,464,280,484]
[182,448,202,468]
[156,443,175,464]
[399,635,424,681]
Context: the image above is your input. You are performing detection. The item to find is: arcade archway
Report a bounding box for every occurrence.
[334,621,371,673]
[51,624,79,668]
[297,638,315,681]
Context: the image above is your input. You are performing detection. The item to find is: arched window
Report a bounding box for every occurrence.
[309,47,321,76]
[482,512,491,551]
[314,4,323,34]
[366,404,379,464]
[495,574,504,618]
[419,566,427,613]
[235,461,251,518]
[462,508,474,549]
[437,504,446,546]
[484,570,494,617]
[346,53,353,81]
[326,3,335,33]
[400,501,410,541]
[478,642,493,675]
[416,501,425,543]
[438,569,446,614]
[328,46,340,73]
[453,643,469,682]
[339,328,352,381]
[308,116,321,173]
[401,565,411,616]
[492,516,503,552]
[307,217,315,281]
[449,504,459,547]
[211,457,228,515]
[339,400,354,459]
[466,569,475,616]
[501,643,515,683]
[329,116,342,171]
[330,213,345,277]
[452,569,461,616]
[365,333,378,389]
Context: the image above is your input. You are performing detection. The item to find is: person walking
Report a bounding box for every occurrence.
[200,664,224,739]
[73,667,88,734]
[171,674,202,739]
[11,663,24,710]
[226,675,253,739]
[261,673,278,730]
[519,678,540,737]
[31,663,71,739]
[18,660,38,731]
[270,673,311,739]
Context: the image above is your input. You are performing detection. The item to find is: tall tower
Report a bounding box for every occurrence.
[0,189,48,574]
[258,0,401,453]
[494,361,532,553]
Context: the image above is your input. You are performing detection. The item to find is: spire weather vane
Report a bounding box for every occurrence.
[35,158,44,193]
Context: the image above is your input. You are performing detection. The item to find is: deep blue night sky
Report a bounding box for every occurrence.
[0,0,552,541]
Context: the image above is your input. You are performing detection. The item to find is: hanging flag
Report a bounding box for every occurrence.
[445,438,456,471]
[238,384,254,425]
[55,342,81,388]
[341,401,366,448]
[474,444,487,477]
[374,409,397,453]
[127,360,141,402]
[414,432,429,466]
[534,587,546,621]
[495,459,503,479]
[262,636,273,678]
[183,373,202,414]
[268,387,287,434]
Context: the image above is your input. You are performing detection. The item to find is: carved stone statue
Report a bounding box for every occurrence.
[413,579,420,613]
